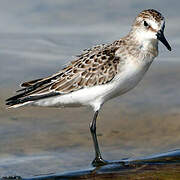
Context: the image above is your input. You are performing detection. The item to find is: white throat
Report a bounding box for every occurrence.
[133,30,158,53]
[141,38,158,52]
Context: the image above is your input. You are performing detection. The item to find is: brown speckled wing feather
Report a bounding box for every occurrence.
[49,44,121,94]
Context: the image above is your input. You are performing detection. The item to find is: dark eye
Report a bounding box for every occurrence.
[144,21,149,27]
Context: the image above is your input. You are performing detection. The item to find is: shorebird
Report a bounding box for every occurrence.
[6,9,171,167]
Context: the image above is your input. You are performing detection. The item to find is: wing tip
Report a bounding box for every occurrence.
[6,101,31,109]
[6,91,60,108]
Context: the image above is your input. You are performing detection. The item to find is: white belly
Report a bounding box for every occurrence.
[111,61,152,97]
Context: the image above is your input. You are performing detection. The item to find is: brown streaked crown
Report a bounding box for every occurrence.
[138,9,164,22]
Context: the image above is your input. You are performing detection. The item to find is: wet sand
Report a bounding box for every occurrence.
[0,61,180,176]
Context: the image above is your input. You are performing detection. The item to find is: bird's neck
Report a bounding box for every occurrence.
[124,31,159,58]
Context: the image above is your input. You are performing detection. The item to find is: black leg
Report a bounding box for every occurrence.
[90,110,108,167]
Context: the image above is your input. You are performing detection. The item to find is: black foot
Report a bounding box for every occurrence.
[91,157,109,167]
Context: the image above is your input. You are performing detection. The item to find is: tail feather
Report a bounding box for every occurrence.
[6,77,58,103]
[6,72,63,108]
[6,92,60,107]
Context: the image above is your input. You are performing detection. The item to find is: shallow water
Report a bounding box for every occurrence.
[0,0,180,177]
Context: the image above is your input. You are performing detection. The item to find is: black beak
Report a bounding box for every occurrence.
[156,30,171,51]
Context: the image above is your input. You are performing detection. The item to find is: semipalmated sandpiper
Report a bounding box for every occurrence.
[6,9,171,166]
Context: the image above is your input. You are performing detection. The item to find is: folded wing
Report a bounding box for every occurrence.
[6,41,124,107]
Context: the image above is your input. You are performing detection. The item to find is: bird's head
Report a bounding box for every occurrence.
[132,9,171,51]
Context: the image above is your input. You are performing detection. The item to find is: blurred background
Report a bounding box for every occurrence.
[0,0,180,177]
